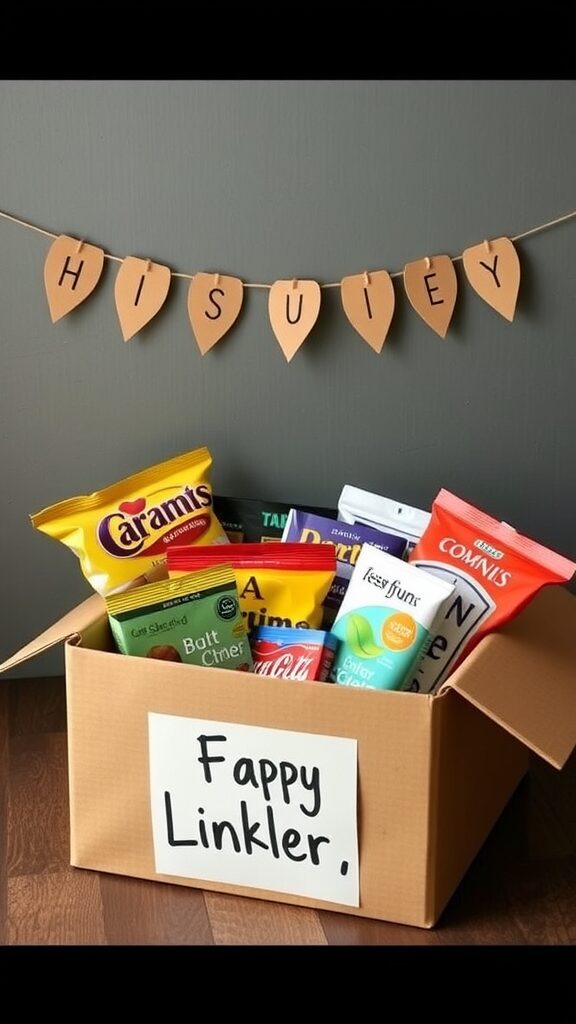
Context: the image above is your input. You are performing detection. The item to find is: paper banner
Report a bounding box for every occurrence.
[268,280,321,362]
[340,270,395,353]
[114,257,171,342]
[462,237,520,321]
[187,273,244,354]
[44,235,105,323]
[403,255,458,338]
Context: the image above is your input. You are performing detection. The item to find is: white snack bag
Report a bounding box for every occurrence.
[328,544,455,692]
[337,485,431,555]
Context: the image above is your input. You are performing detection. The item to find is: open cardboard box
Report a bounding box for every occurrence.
[2,584,576,928]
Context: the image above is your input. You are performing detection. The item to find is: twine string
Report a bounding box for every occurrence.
[1,206,575,289]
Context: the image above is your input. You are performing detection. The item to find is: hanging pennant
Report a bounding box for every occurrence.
[44,235,105,323]
[462,237,520,322]
[403,255,458,338]
[114,256,171,342]
[340,270,395,353]
[187,272,244,354]
[268,279,321,362]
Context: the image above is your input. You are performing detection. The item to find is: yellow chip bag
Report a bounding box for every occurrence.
[30,446,229,595]
[166,542,337,632]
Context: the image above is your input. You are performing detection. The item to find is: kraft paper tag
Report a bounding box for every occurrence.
[340,270,395,353]
[403,255,458,338]
[44,235,105,323]
[462,237,520,321]
[114,257,171,342]
[187,273,244,354]
[268,280,322,362]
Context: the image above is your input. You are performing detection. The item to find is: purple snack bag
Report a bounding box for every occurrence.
[282,509,407,626]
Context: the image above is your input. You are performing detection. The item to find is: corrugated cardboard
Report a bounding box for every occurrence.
[1,585,575,928]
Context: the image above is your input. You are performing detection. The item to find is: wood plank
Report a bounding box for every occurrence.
[0,685,8,944]
[8,733,70,876]
[8,870,106,945]
[205,892,327,945]
[99,873,214,945]
[504,855,576,945]
[433,770,574,944]
[9,676,67,736]
[319,910,440,945]
[531,749,576,850]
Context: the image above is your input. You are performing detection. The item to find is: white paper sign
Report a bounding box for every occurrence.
[148,713,359,906]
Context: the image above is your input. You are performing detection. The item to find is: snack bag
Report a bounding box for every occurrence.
[328,544,455,691]
[213,495,337,543]
[167,542,336,632]
[30,446,229,596]
[337,485,431,554]
[105,566,252,671]
[250,626,338,682]
[408,488,576,693]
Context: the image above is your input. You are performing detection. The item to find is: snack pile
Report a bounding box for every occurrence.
[30,446,576,693]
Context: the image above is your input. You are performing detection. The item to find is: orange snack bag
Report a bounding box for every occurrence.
[167,542,336,632]
[30,446,229,596]
[408,488,576,693]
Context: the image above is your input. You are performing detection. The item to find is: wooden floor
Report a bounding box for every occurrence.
[1,675,575,947]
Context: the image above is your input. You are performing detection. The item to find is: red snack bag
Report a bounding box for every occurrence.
[408,488,576,693]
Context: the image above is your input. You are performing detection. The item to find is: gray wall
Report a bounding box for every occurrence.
[2,80,576,678]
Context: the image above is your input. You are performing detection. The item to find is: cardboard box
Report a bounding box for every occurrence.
[2,585,576,928]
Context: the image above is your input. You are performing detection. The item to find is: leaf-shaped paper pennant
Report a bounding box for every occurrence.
[345,614,383,658]
[462,237,520,321]
[268,279,321,362]
[44,235,105,323]
[187,272,244,354]
[403,255,458,338]
[114,257,171,342]
[340,270,395,353]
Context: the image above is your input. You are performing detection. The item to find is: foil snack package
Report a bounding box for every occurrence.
[408,488,576,693]
[30,446,229,596]
[337,484,431,555]
[167,541,336,633]
[328,544,455,692]
[105,566,252,671]
[213,495,337,543]
[250,626,338,682]
[281,508,407,626]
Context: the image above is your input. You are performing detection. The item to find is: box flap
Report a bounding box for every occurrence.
[440,586,576,769]
[0,593,106,675]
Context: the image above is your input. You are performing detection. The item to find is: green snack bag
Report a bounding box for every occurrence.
[105,566,252,672]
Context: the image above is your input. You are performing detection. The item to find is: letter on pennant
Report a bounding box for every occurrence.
[114,256,171,342]
[268,280,322,362]
[462,237,520,321]
[187,272,244,354]
[403,255,458,338]
[340,270,395,353]
[44,235,105,322]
